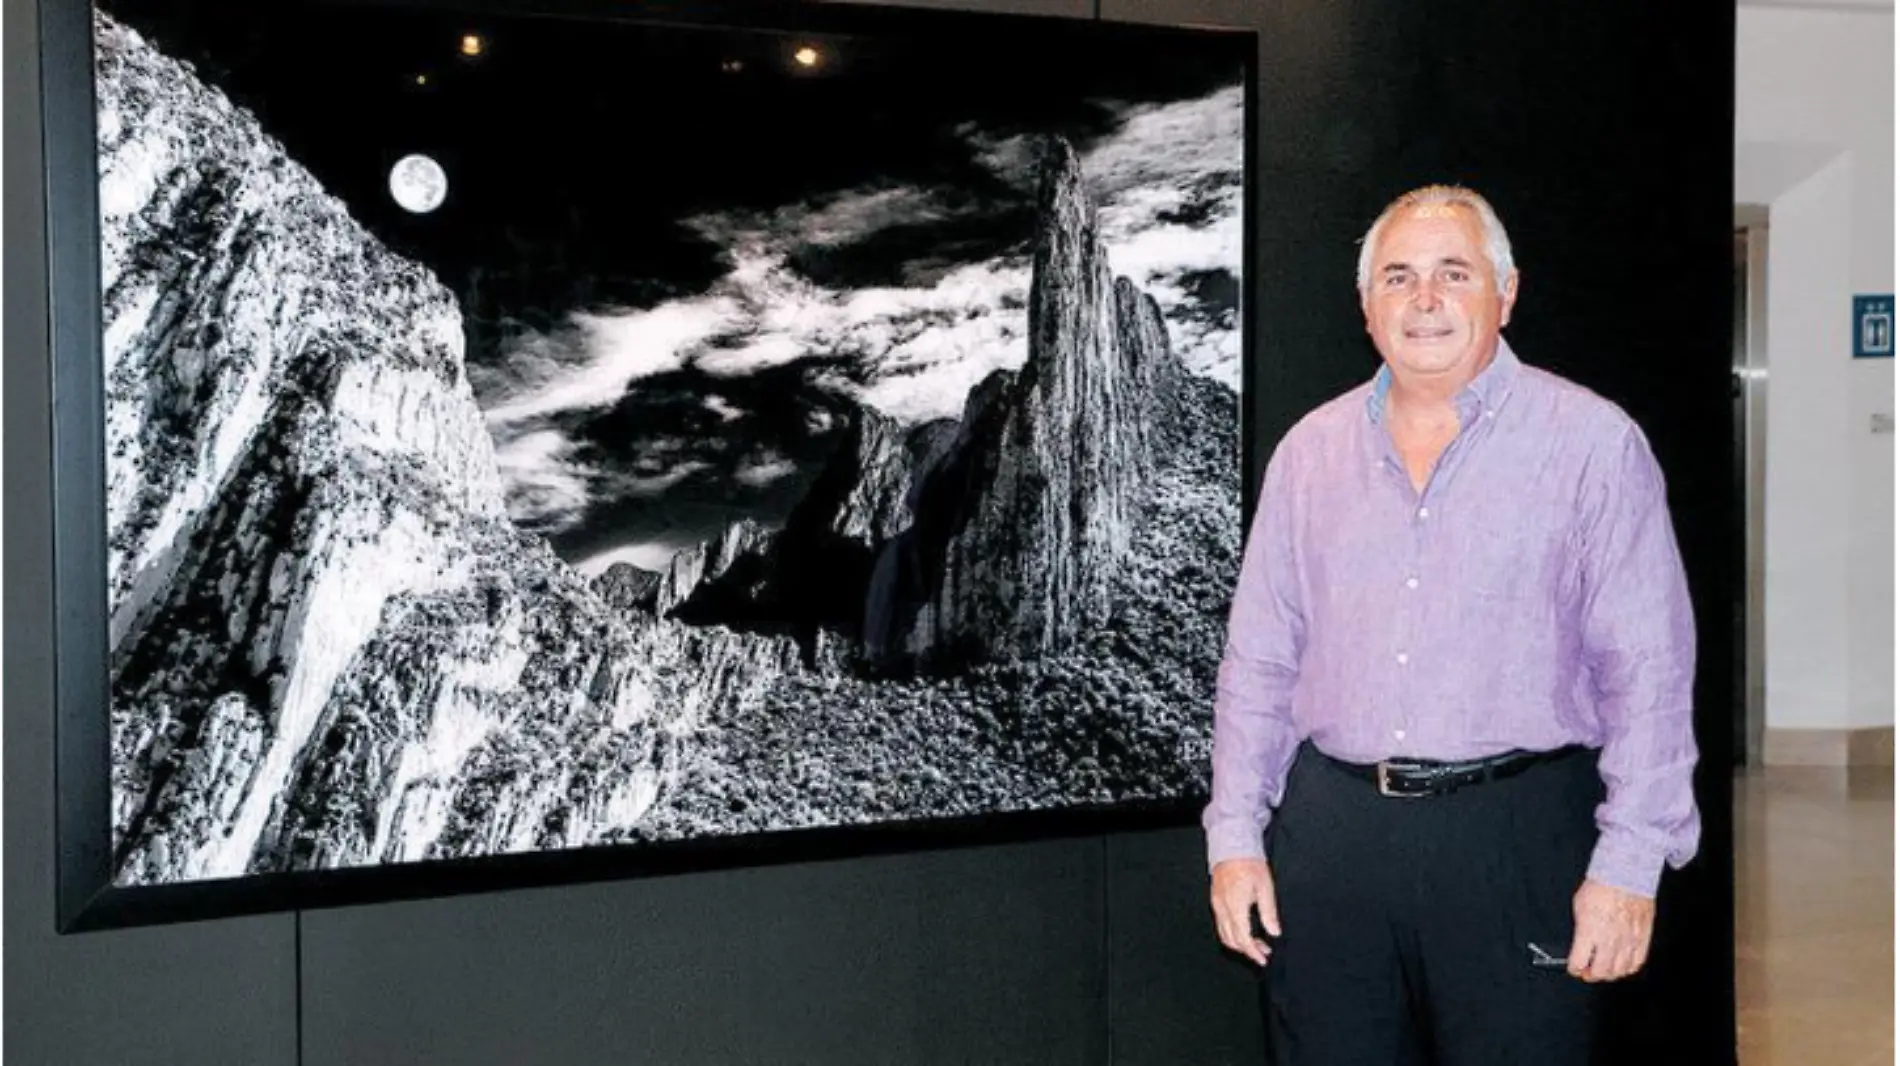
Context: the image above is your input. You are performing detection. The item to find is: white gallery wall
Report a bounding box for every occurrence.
[1735,1,1894,743]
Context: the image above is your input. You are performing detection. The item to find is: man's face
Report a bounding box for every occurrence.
[1361,204,1517,383]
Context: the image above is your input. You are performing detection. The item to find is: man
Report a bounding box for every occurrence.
[1203,185,1700,1064]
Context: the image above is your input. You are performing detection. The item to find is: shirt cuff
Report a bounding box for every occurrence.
[1586,831,1666,899]
[1204,815,1269,874]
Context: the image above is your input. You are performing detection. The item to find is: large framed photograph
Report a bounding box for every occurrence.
[46,0,1256,929]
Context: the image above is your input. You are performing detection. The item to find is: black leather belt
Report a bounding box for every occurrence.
[1319,745,1584,798]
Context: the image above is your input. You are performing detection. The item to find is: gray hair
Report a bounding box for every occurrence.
[1355,185,1516,296]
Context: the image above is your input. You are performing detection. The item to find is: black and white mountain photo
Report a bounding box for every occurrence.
[93,0,1248,886]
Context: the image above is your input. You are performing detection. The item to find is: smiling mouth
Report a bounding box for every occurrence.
[1404,326,1455,340]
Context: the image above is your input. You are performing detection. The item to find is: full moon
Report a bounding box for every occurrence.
[389,154,447,214]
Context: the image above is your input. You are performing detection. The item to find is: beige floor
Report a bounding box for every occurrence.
[1735,765,1894,1066]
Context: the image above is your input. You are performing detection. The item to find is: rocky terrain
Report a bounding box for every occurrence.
[98,10,793,883]
[96,8,1239,886]
[627,372,1238,840]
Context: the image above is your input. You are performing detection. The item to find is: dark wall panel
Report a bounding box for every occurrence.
[1108,0,1738,1063]
[3,0,300,1062]
[1104,828,1266,1066]
[303,839,1107,1066]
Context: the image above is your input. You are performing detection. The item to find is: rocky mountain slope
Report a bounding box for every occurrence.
[631,372,1238,840]
[97,10,794,883]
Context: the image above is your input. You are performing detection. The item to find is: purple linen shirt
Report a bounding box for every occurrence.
[1203,339,1700,898]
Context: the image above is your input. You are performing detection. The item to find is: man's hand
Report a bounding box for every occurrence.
[1567,878,1655,982]
[1211,858,1280,966]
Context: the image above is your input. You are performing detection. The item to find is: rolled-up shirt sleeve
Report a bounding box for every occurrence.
[1575,423,1702,898]
[1203,445,1308,872]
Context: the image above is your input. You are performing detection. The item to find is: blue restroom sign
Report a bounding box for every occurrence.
[1854,294,1893,358]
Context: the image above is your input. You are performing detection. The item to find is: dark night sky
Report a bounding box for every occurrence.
[97,0,1249,575]
[98,0,1245,334]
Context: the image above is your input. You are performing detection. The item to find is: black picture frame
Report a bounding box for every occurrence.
[44,0,1260,932]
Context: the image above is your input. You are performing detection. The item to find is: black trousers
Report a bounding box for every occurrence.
[1262,741,1606,1066]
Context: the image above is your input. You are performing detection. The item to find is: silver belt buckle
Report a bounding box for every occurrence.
[1377,761,1420,798]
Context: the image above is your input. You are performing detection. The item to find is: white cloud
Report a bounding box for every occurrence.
[797,186,953,245]
[955,126,1041,194]
[734,455,799,489]
[486,241,1029,434]
[491,429,596,534]
[686,184,965,260]
[601,459,710,500]
[481,299,746,429]
[1081,85,1247,204]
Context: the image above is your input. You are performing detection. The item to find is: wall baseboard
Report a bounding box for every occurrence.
[1762,726,1896,766]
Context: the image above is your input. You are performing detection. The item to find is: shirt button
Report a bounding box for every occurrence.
[1395,729,1407,740]
[1396,652,1409,665]
[1405,577,1419,589]
[1417,507,1430,519]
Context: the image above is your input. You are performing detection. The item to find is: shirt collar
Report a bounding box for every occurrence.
[1365,337,1522,425]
